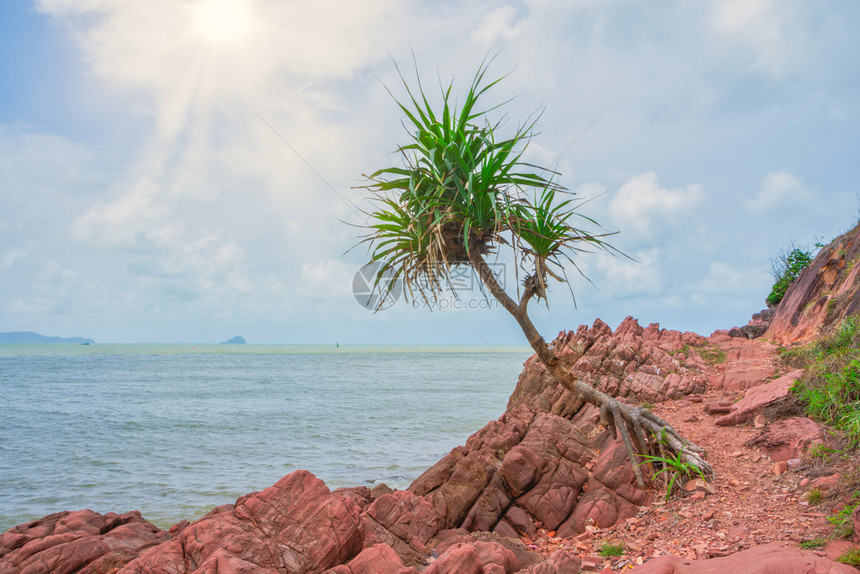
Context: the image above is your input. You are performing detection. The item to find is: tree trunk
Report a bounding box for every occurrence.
[468,250,713,485]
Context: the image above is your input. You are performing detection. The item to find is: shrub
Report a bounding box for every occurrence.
[767,247,813,307]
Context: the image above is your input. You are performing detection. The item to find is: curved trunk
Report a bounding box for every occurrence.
[468,250,713,482]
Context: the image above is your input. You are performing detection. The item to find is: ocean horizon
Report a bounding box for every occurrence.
[0,343,533,532]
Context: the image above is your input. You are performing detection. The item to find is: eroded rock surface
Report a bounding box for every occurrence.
[410,403,648,542]
[0,509,168,574]
[626,540,858,573]
[509,317,708,415]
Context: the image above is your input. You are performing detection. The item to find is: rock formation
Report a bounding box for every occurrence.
[766,221,860,345]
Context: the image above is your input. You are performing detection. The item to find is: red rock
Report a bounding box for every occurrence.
[714,370,804,427]
[772,461,788,475]
[811,473,841,492]
[124,470,363,573]
[626,540,858,573]
[342,543,420,574]
[518,548,581,573]
[744,417,826,461]
[767,222,860,345]
[365,491,440,546]
[423,543,482,574]
[556,485,638,536]
[704,401,733,415]
[509,318,707,411]
[0,510,169,574]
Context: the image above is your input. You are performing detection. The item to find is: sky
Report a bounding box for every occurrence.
[1,0,858,345]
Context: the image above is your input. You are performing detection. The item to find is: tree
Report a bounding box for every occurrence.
[356,61,712,484]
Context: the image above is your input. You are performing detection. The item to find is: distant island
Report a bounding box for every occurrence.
[220,336,247,344]
[0,331,95,344]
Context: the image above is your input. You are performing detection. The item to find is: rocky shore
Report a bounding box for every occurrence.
[3,225,860,573]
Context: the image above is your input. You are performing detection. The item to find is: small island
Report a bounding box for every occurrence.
[220,336,247,344]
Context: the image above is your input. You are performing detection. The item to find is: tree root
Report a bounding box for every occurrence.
[558,370,714,487]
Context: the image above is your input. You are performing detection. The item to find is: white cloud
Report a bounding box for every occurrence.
[708,0,808,77]
[592,249,662,298]
[471,6,522,46]
[744,171,814,212]
[607,172,705,241]
[299,259,353,299]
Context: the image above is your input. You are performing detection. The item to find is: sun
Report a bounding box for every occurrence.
[192,0,252,44]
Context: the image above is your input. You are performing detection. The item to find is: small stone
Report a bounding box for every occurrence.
[684,414,700,423]
[772,461,788,475]
[690,491,706,500]
[800,478,810,487]
[811,473,841,491]
[754,414,767,428]
[727,526,747,542]
[729,451,745,458]
[786,458,803,470]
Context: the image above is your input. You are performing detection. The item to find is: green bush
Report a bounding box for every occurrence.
[767,247,813,307]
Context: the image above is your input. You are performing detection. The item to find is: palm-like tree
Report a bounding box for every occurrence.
[357,62,711,484]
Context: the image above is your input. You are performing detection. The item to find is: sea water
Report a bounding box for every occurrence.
[0,344,532,531]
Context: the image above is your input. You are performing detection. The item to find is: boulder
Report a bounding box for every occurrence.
[337,543,420,574]
[0,510,169,574]
[518,548,580,574]
[122,470,363,573]
[714,370,804,427]
[743,416,827,461]
[411,404,649,540]
[626,540,858,573]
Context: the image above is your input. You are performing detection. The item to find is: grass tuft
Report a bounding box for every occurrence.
[598,540,625,557]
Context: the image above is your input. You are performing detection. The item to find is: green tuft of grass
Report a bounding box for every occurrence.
[828,493,860,539]
[699,348,726,365]
[800,538,828,549]
[806,487,823,505]
[636,448,707,501]
[598,540,625,557]
[837,547,860,566]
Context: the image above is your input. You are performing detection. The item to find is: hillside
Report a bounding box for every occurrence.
[0,331,95,344]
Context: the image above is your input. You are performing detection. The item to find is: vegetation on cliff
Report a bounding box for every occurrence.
[767,246,814,307]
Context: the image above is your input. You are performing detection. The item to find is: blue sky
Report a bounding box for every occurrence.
[1,0,858,344]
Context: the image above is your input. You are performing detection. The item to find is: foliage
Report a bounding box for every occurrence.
[698,347,726,365]
[799,538,828,549]
[828,493,859,538]
[766,246,813,307]
[637,448,706,500]
[791,317,860,447]
[357,58,616,305]
[598,540,625,557]
[806,487,823,505]
[838,547,860,566]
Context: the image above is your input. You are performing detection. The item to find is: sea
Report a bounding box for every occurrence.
[0,344,532,532]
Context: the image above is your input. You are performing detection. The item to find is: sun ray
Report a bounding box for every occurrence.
[192,0,252,44]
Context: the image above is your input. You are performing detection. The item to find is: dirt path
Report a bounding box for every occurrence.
[524,336,859,571]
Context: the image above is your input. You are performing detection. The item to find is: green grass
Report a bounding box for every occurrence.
[699,347,726,365]
[838,547,860,566]
[806,487,823,505]
[637,448,707,500]
[800,538,828,549]
[828,493,859,538]
[598,540,625,557]
[790,317,860,447]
